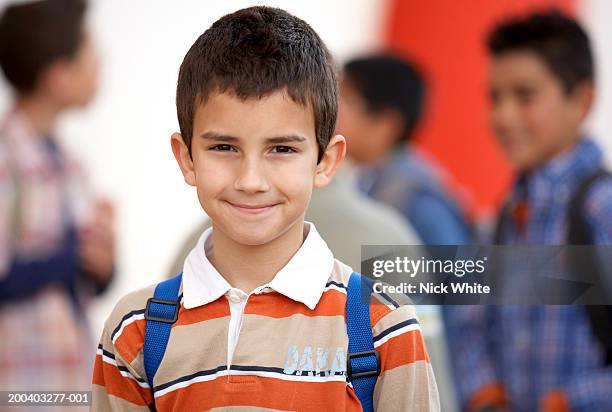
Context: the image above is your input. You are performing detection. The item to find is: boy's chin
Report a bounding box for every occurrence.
[502,149,541,173]
[219,224,286,247]
[508,151,561,173]
[509,156,536,172]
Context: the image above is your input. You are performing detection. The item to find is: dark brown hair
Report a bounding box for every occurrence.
[488,10,594,95]
[176,6,337,162]
[344,54,425,144]
[0,0,87,94]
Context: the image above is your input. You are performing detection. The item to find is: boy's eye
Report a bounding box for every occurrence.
[515,88,536,104]
[271,145,297,154]
[209,144,236,152]
[489,90,500,105]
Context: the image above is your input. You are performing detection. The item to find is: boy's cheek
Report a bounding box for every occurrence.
[493,111,549,169]
[495,132,538,170]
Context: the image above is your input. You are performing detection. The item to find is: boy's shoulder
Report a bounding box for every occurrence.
[581,171,612,233]
[583,171,612,206]
[102,282,158,346]
[330,258,420,331]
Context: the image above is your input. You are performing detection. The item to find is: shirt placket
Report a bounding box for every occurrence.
[226,288,249,373]
[225,286,271,375]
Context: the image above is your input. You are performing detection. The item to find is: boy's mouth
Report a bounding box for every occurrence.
[225,201,279,215]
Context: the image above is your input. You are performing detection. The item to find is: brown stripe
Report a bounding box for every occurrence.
[154,317,229,385]
[372,304,419,338]
[232,313,347,369]
[373,361,439,410]
[91,385,151,412]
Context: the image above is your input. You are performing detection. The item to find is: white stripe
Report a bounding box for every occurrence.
[97,348,117,366]
[112,313,145,344]
[373,323,421,348]
[120,371,150,389]
[155,368,346,398]
[229,369,347,383]
[324,284,347,294]
[154,370,227,397]
[372,293,397,311]
[97,348,150,389]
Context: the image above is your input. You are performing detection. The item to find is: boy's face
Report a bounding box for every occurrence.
[42,31,100,108]
[337,78,402,165]
[172,90,345,246]
[489,51,593,172]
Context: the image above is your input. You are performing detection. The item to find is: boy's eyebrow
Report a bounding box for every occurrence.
[200,132,239,142]
[266,135,307,144]
[200,132,308,144]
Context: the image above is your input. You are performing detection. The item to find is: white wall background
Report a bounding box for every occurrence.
[0,0,610,336]
[582,0,612,165]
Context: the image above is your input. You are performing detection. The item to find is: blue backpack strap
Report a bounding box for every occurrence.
[346,272,379,412]
[143,273,182,392]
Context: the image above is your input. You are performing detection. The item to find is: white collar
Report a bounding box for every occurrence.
[182,222,335,310]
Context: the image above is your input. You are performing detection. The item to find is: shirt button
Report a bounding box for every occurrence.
[228,292,242,304]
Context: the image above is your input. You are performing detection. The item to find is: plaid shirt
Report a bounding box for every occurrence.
[445,139,612,412]
[0,109,95,405]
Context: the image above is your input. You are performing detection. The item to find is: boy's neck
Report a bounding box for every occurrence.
[208,220,306,293]
[522,135,583,176]
[17,94,62,138]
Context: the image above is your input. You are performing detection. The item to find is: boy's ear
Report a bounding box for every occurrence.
[570,80,595,123]
[314,134,346,188]
[376,108,406,147]
[39,61,69,99]
[171,133,196,186]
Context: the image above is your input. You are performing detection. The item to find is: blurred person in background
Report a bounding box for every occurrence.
[337,54,472,412]
[444,11,612,412]
[337,54,473,247]
[0,0,114,393]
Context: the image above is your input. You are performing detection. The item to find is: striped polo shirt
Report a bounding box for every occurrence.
[92,223,439,411]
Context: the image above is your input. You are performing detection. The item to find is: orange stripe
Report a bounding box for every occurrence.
[244,289,346,318]
[156,375,361,411]
[92,354,152,406]
[376,329,429,373]
[467,382,507,412]
[540,389,570,412]
[114,319,146,364]
[174,299,230,327]
[113,300,231,360]
[370,297,393,326]
[113,300,231,363]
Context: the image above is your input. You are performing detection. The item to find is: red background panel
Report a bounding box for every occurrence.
[384,0,576,219]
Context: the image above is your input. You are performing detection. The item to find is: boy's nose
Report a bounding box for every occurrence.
[492,98,520,131]
[233,158,270,193]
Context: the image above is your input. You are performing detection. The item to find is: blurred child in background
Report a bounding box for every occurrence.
[336,54,473,246]
[0,0,114,392]
[445,11,612,412]
[337,53,468,412]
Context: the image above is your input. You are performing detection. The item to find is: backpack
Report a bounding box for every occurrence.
[495,169,612,365]
[566,170,612,365]
[142,271,380,411]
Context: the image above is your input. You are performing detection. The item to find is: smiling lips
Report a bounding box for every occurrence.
[226,201,279,215]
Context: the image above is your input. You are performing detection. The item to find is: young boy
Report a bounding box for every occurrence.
[92,6,439,411]
[445,11,612,412]
[0,0,114,392]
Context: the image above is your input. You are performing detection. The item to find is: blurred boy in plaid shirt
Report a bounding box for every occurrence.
[444,11,612,412]
[0,0,114,395]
